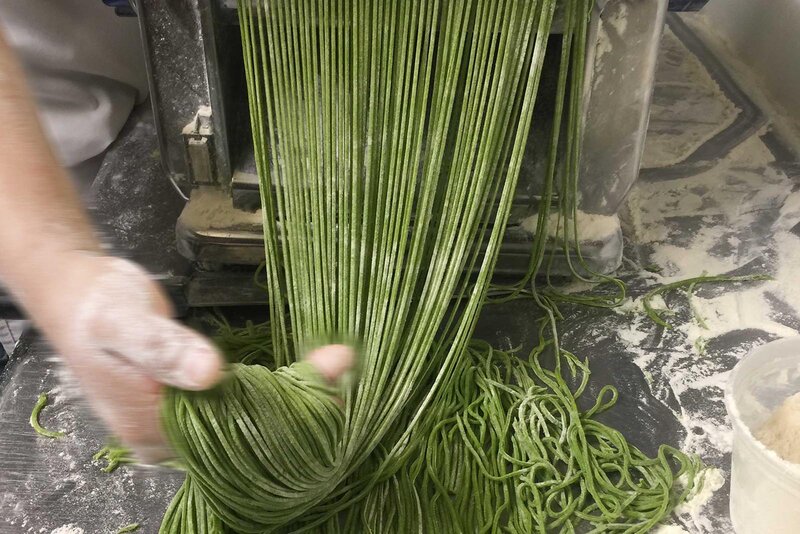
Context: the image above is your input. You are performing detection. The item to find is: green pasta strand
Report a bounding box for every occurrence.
[643,274,771,328]
[93,443,135,473]
[30,393,65,439]
[158,1,705,532]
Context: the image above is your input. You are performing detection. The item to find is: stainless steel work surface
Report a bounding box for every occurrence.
[0,336,183,533]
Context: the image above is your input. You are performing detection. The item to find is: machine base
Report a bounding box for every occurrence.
[176,186,624,284]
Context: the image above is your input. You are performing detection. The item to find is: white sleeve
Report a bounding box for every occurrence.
[0,1,149,167]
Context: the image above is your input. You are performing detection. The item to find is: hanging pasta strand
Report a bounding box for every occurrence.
[159,1,703,532]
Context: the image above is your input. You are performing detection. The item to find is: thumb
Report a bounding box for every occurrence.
[71,257,225,391]
[305,344,354,382]
[95,315,225,391]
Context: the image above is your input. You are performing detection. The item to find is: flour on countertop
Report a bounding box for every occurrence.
[674,467,726,531]
[682,14,800,157]
[629,134,790,248]
[642,29,740,169]
[770,231,800,318]
[0,345,180,534]
[610,31,800,529]
[520,211,620,243]
[619,128,800,451]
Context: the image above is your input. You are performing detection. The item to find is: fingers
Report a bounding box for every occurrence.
[72,257,225,391]
[49,256,225,464]
[63,347,171,463]
[305,344,355,382]
[97,315,225,391]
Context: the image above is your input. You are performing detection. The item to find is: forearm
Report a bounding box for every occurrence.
[0,29,100,317]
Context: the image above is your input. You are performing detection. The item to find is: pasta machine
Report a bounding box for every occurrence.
[133,0,704,299]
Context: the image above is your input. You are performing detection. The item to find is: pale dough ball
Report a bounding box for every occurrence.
[756,391,800,465]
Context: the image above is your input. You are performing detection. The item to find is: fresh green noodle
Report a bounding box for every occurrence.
[643,274,771,328]
[93,442,135,473]
[30,392,65,439]
[159,1,704,532]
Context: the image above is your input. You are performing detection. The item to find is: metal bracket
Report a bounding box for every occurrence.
[182,106,217,186]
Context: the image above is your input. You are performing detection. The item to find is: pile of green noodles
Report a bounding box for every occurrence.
[159,0,703,532]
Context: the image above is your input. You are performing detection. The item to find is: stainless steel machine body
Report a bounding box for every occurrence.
[136,0,669,277]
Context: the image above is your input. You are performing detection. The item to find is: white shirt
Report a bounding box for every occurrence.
[0,1,148,167]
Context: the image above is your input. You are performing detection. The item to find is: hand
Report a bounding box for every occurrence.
[47,254,225,463]
[41,254,355,464]
[0,29,355,463]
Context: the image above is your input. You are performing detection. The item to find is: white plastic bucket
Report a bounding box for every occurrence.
[726,337,800,533]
